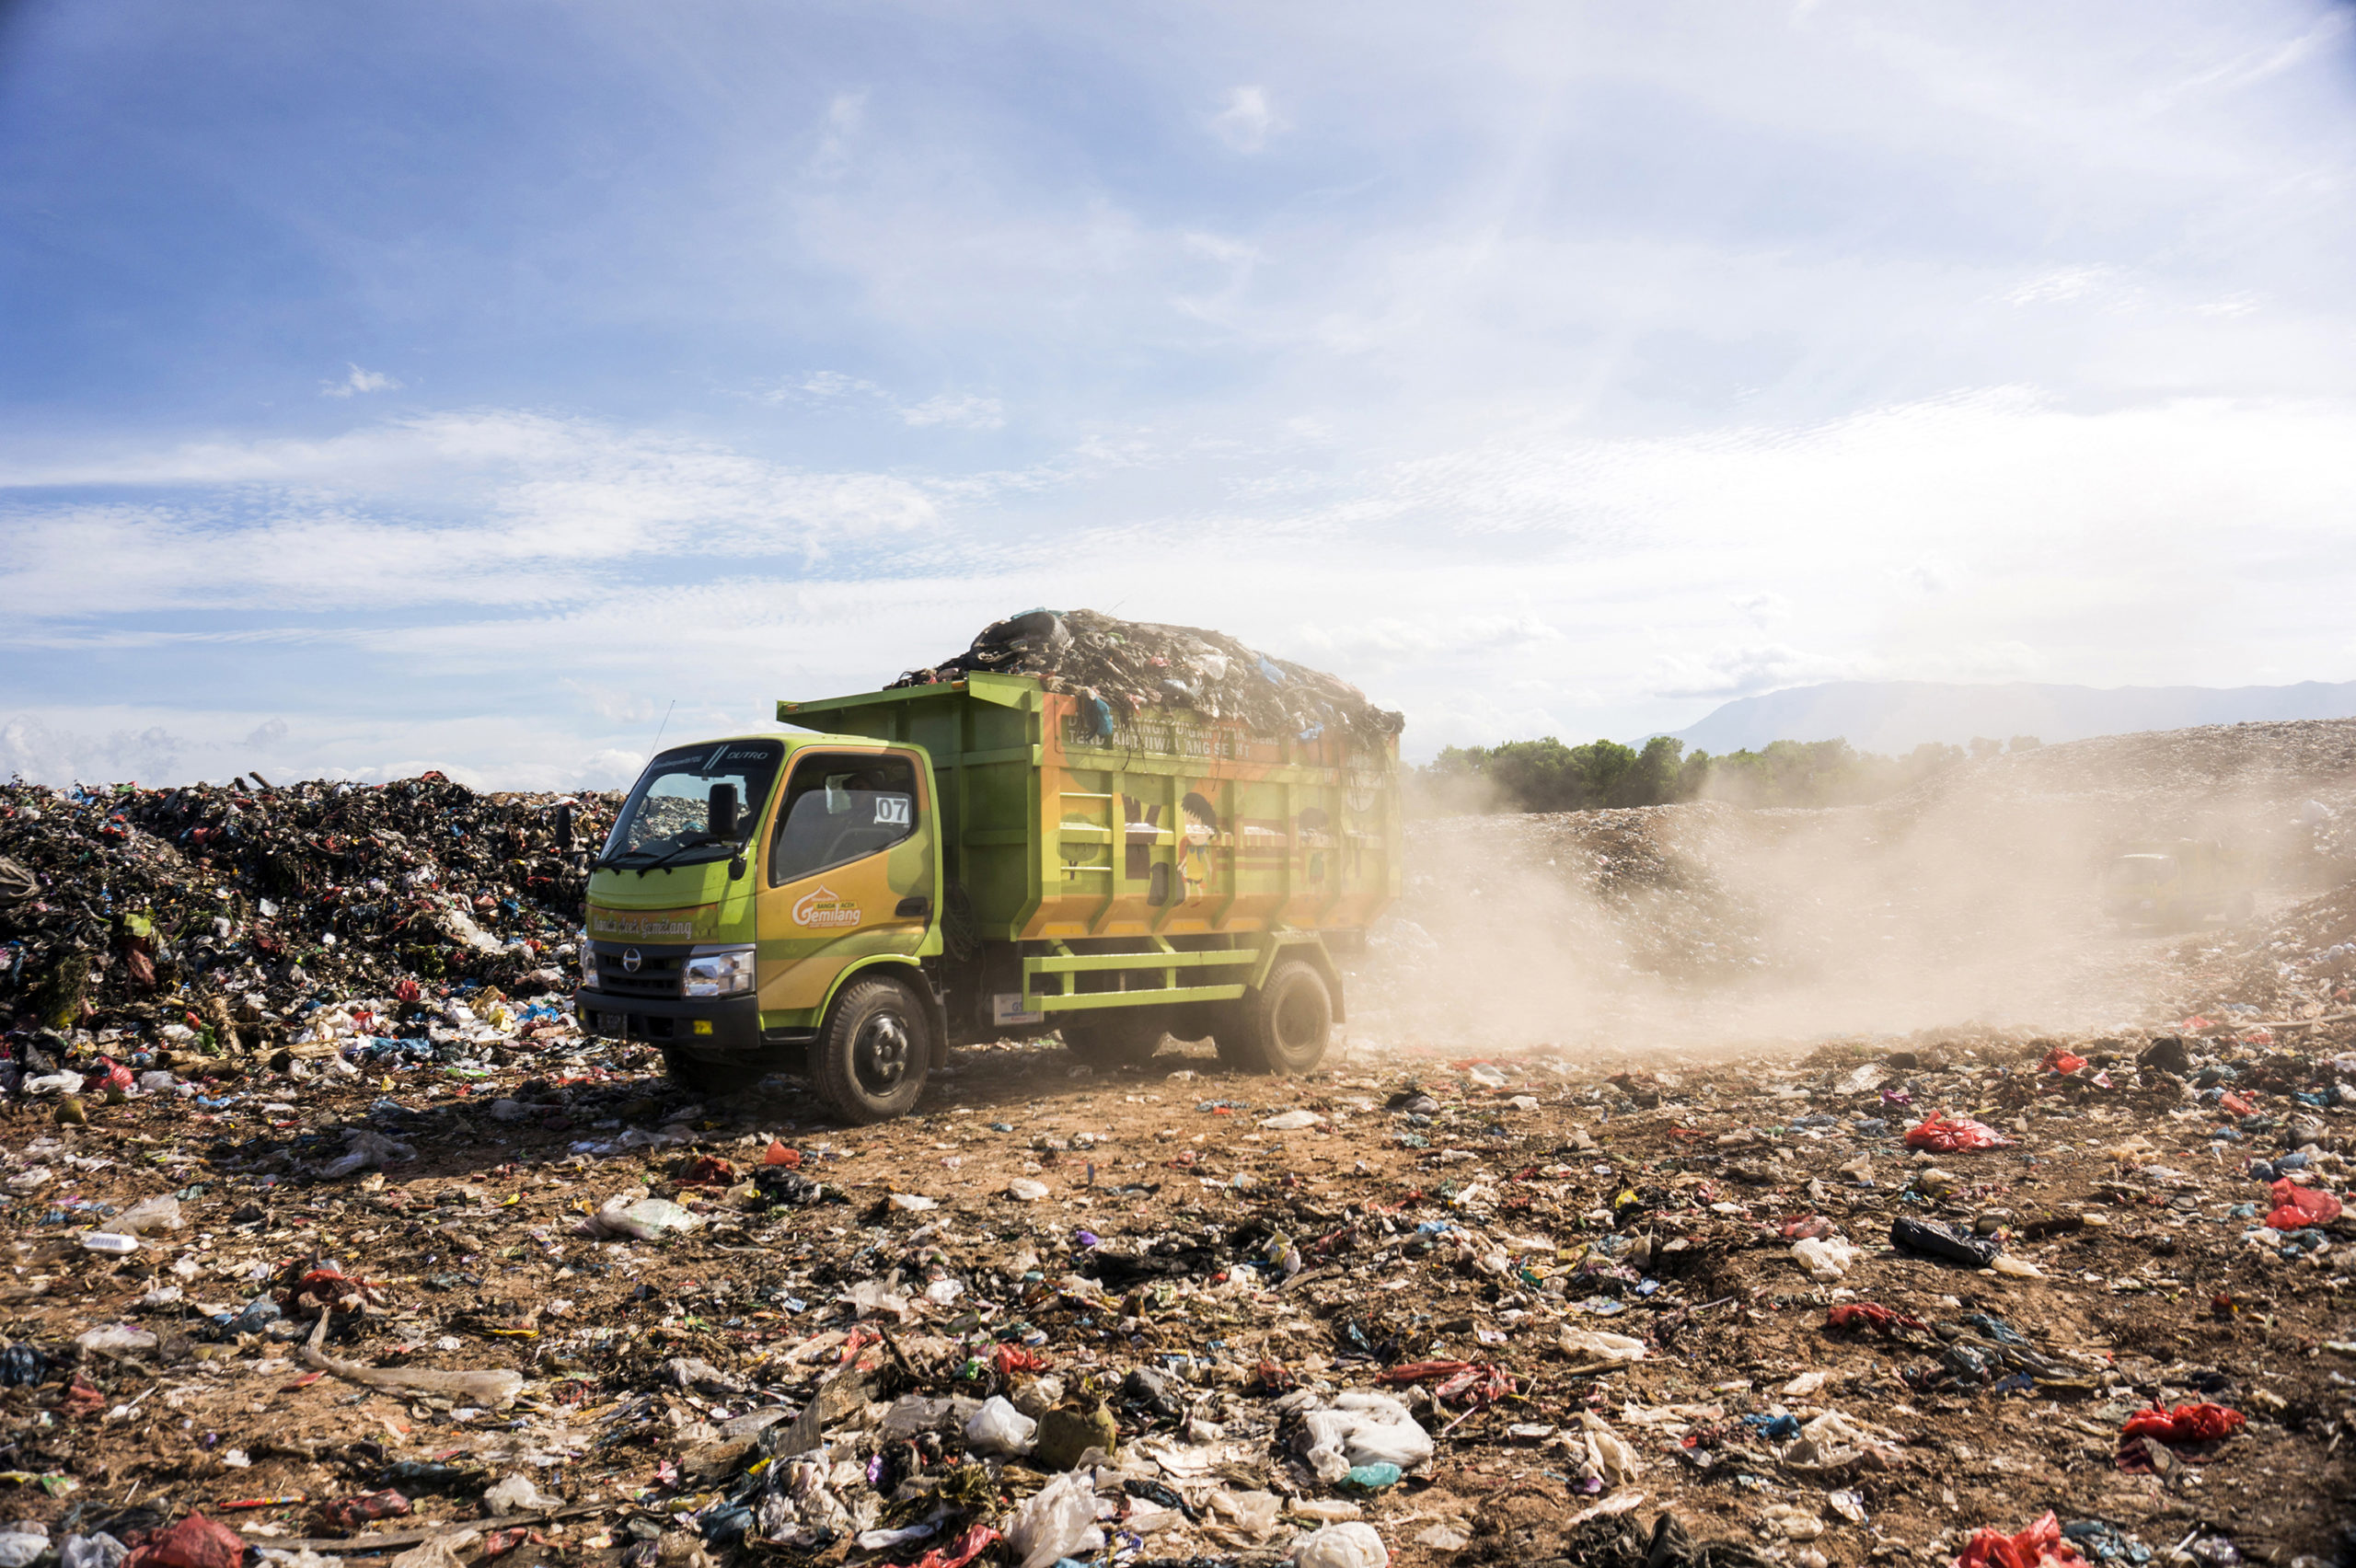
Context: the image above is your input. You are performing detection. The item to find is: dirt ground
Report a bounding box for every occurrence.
[4,1020,2352,1568]
[3,720,2355,1568]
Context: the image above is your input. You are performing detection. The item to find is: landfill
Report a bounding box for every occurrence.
[3,721,2354,1568]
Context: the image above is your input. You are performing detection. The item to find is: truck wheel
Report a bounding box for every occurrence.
[1216,960,1333,1075]
[813,976,930,1124]
[661,1046,771,1094]
[1060,1015,1164,1070]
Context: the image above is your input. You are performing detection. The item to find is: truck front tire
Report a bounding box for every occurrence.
[1215,960,1333,1075]
[814,975,932,1124]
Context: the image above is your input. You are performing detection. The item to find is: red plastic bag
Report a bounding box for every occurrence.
[314,1491,411,1531]
[2041,1048,2086,1075]
[1827,1302,1928,1334]
[126,1515,246,1568]
[1905,1115,2017,1152]
[906,1524,999,1568]
[677,1154,737,1186]
[2120,1403,2246,1444]
[1954,1512,2085,1568]
[2219,1092,2256,1116]
[991,1343,1049,1378]
[2263,1180,2342,1230]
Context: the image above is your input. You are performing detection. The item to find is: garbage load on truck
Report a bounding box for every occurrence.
[575,609,1403,1123]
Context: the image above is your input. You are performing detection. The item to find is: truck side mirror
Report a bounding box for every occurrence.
[708,782,738,840]
[553,803,574,852]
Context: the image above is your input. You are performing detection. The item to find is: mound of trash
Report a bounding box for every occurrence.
[0,775,615,1076]
[890,608,1405,744]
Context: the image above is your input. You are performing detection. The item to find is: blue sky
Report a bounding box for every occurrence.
[5,1,2355,787]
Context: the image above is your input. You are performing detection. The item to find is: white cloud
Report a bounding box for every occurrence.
[1292,613,1562,665]
[320,363,400,398]
[1208,85,1283,153]
[1891,559,1956,594]
[810,90,867,178]
[749,374,1004,430]
[0,410,941,618]
[900,393,1005,430]
[1,716,188,786]
[1650,643,1872,701]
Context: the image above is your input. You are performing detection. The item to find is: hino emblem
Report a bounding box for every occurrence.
[621,949,642,973]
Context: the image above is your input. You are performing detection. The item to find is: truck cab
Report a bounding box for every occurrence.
[2100,838,2258,929]
[576,732,945,1121]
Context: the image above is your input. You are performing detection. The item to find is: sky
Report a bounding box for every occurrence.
[4,0,2355,788]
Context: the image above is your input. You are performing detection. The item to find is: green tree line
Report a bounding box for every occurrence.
[1412,732,2041,813]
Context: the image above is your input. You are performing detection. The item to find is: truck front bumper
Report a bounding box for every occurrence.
[576,990,764,1054]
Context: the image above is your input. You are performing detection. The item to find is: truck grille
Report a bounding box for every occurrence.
[592,950,684,999]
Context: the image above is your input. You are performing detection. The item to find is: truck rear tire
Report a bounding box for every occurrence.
[813,975,931,1124]
[1059,1014,1164,1070]
[1215,960,1333,1075]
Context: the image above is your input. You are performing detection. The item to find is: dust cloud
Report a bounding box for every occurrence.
[1345,721,2356,1056]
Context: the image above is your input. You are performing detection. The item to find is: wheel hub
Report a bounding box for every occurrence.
[857,1013,910,1090]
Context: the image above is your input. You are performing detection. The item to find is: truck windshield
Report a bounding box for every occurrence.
[600,740,785,871]
[2106,856,2176,887]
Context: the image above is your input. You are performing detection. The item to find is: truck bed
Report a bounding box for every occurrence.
[780,673,1399,943]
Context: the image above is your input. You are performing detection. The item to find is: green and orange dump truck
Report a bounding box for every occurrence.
[575,660,1401,1123]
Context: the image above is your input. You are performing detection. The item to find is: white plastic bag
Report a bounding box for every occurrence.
[578,1196,701,1240]
[1009,1470,1101,1568]
[1202,1489,1281,1545]
[481,1473,550,1516]
[965,1395,1039,1457]
[75,1323,158,1355]
[1791,1236,1860,1282]
[60,1534,126,1568]
[319,1128,417,1180]
[1294,1391,1432,1482]
[1295,1522,1390,1568]
[1576,1411,1642,1485]
[1557,1328,1647,1367]
[96,1195,184,1236]
[0,1523,51,1568]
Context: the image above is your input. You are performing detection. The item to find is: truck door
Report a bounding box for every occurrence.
[755,748,934,1019]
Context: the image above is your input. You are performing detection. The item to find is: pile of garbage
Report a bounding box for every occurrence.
[890,608,1406,744]
[0,776,615,1083]
[2166,873,2356,1028]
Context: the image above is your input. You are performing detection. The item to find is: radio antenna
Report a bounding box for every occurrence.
[644,699,677,765]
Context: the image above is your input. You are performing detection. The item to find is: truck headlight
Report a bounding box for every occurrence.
[682,948,756,997]
[579,936,600,990]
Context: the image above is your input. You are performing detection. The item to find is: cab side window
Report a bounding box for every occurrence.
[769,753,920,885]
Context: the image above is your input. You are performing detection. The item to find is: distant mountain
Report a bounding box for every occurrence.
[1669,680,2356,755]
